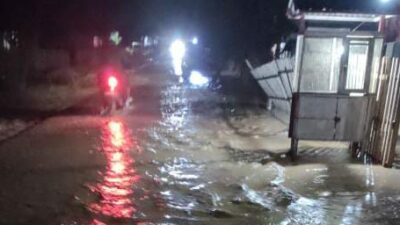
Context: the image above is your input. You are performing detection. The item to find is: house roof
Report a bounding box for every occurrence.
[295,0,397,14]
[303,12,396,23]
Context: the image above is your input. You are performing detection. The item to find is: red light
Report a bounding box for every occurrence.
[89,119,138,219]
[108,76,118,92]
[109,121,125,147]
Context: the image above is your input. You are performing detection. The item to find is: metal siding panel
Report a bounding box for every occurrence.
[286,101,292,112]
[274,100,283,111]
[276,100,286,111]
[281,73,293,97]
[276,59,286,70]
[258,62,276,77]
[293,35,304,92]
[335,97,369,141]
[295,119,335,140]
[259,80,276,97]
[283,57,294,71]
[253,62,279,79]
[251,71,259,79]
[251,58,295,91]
[298,95,337,119]
[273,109,291,124]
[250,56,295,121]
[258,80,268,91]
[278,79,290,99]
[268,78,286,98]
[280,58,287,70]
[269,62,280,76]
[288,71,295,89]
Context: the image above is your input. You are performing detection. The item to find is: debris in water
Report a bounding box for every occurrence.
[209,209,234,218]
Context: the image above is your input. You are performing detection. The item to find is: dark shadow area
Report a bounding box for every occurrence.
[0,94,98,119]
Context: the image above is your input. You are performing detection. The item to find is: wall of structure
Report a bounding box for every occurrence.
[248,56,295,123]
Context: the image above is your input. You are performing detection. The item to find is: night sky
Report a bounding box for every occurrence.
[0,0,397,60]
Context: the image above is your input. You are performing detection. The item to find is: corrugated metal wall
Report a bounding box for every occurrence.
[249,57,295,123]
[368,42,400,167]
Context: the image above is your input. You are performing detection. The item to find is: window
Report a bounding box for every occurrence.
[345,41,369,90]
[300,37,343,93]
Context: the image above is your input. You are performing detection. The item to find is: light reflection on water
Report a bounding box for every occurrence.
[160,84,189,131]
[82,82,400,225]
[89,119,140,221]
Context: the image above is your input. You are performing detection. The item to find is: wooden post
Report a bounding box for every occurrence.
[382,58,400,167]
[370,57,390,162]
[370,54,400,167]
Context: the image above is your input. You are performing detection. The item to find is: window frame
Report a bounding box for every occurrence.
[339,38,374,94]
[298,36,345,94]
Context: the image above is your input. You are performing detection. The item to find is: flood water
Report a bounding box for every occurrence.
[85,78,400,225]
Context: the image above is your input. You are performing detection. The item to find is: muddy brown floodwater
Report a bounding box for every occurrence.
[83,75,400,225]
[0,72,399,225]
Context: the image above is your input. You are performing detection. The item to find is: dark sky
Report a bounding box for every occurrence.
[0,0,397,58]
[297,0,399,12]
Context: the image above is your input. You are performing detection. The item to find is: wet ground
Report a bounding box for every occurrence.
[0,70,400,225]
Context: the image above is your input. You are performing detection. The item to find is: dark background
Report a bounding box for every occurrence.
[0,0,397,60]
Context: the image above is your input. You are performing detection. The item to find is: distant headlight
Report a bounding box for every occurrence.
[189,71,209,86]
[192,37,198,45]
[169,39,186,59]
[170,39,186,76]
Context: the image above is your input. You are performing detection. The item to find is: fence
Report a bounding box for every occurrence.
[247,56,295,123]
[368,42,400,167]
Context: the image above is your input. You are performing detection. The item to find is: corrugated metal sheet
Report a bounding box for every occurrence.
[368,42,400,167]
[249,57,295,123]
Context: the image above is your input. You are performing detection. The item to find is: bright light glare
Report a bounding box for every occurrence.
[189,71,209,86]
[170,39,186,59]
[192,37,198,45]
[172,58,183,76]
[108,76,118,92]
[108,121,125,147]
[170,39,186,76]
[381,0,390,3]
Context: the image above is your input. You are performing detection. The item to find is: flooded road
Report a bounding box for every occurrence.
[0,71,399,224]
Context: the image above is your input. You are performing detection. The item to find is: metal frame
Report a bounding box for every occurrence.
[249,57,295,123]
[297,31,344,94]
[297,35,342,94]
[303,12,396,23]
[296,32,383,95]
[339,38,374,94]
[286,3,397,163]
[290,30,384,158]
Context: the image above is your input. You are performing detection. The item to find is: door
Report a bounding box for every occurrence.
[335,38,374,140]
[292,37,343,140]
